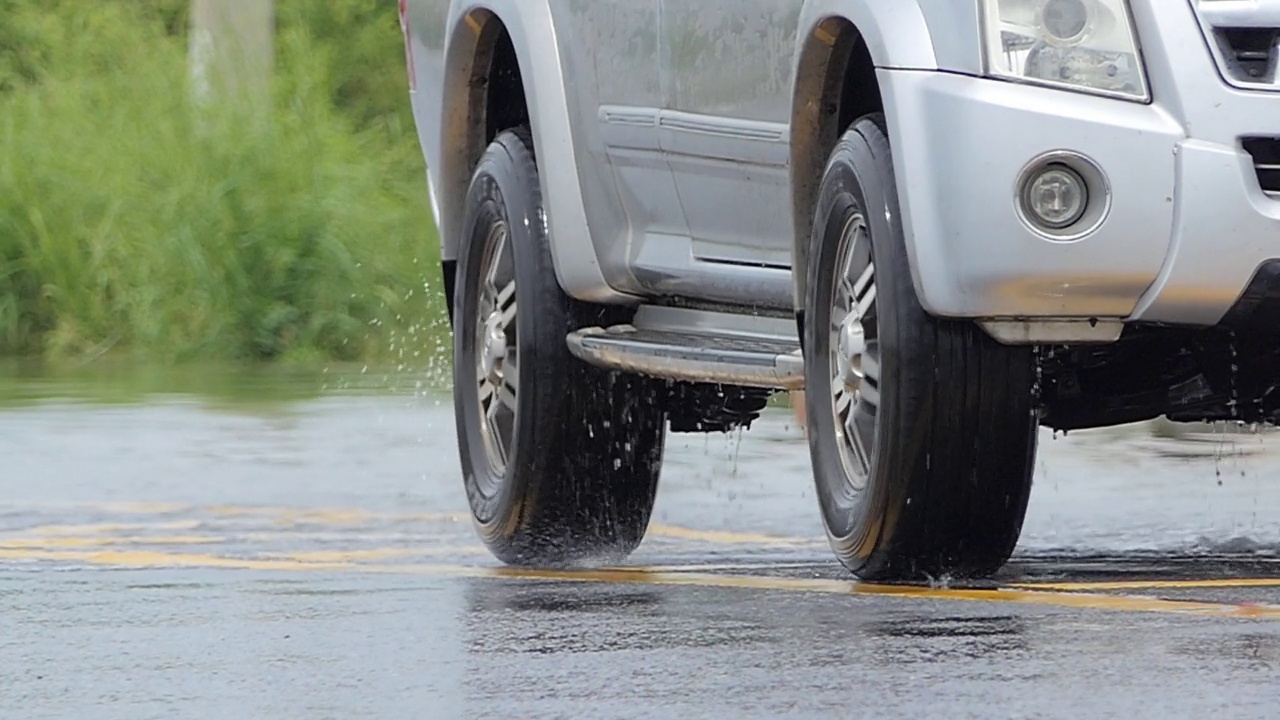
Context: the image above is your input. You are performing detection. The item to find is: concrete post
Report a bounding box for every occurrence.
[189,0,275,106]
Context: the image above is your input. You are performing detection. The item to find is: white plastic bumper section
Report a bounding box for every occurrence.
[878,68,1280,327]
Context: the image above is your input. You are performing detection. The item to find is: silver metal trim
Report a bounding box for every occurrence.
[566,326,805,390]
[1198,1,1280,29]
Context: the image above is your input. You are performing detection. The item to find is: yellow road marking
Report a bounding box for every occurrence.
[207,506,376,525]
[0,535,223,549]
[201,505,470,525]
[264,547,489,563]
[94,502,189,514]
[20,521,203,536]
[0,549,353,572]
[57,505,813,547]
[2,547,1277,620]
[12,504,1280,618]
[1013,578,1280,592]
[647,524,820,546]
[333,566,1280,620]
[625,562,825,573]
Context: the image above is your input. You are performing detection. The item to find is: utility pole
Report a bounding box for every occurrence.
[189,0,275,106]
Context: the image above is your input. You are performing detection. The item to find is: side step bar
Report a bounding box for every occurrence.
[566,325,805,390]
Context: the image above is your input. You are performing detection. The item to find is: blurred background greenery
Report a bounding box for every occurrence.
[0,0,445,367]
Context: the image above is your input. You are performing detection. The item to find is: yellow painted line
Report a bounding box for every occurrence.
[19,521,202,536]
[203,505,470,525]
[1014,578,1280,592]
[264,546,489,563]
[207,506,376,525]
[0,549,354,572]
[93,502,189,514]
[238,532,472,544]
[3,547,1277,620]
[80,502,469,524]
[625,562,824,573]
[647,524,819,546]
[0,535,223,549]
[364,566,1280,620]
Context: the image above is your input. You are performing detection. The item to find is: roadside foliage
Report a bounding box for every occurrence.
[0,0,444,364]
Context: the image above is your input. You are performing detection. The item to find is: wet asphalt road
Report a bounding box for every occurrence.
[3,368,1280,719]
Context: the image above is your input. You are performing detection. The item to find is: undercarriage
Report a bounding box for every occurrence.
[1041,262,1280,431]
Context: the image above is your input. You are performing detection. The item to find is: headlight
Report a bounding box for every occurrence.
[981,0,1149,102]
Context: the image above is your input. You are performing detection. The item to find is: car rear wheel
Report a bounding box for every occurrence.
[803,114,1040,581]
[453,127,667,567]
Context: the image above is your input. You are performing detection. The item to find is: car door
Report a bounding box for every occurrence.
[659,1,802,270]
[557,0,690,278]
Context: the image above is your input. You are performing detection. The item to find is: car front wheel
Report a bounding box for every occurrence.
[803,114,1040,581]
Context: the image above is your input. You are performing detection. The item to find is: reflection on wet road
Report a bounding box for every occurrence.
[3,367,1280,718]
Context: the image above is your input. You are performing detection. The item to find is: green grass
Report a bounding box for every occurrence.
[0,1,448,365]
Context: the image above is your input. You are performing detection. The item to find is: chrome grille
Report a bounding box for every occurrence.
[1243,137,1280,198]
[1193,0,1280,90]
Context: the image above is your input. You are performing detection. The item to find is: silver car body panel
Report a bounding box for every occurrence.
[407,0,943,313]
[407,0,1280,339]
[406,0,639,304]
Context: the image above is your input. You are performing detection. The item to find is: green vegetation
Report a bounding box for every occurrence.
[0,0,445,365]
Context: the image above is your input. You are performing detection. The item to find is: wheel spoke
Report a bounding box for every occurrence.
[852,262,875,298]
[484,226,508,294]
[845,400,874,476]
[859,344,881,408]
[836,277,857,313]
[839,231,863,282]
[497,281,517,330]
[497,374,518,412]
[504,349,519,385]
[485,400,508,467]
[831,375,852,415]
[855,268,877,318]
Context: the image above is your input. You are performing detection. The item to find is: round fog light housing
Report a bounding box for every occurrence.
[1021,164,1088,230]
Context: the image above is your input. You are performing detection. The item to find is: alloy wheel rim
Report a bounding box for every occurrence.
[474,220,518,483]
[827,212,880,502]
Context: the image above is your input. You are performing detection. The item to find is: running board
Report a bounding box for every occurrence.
[566,325,805,390]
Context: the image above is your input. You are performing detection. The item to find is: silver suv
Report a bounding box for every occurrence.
[400,0,1280,580]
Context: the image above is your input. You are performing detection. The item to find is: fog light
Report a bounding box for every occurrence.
[1021,164,1088,230]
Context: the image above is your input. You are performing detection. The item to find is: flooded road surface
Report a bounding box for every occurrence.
[3,364,1280,718]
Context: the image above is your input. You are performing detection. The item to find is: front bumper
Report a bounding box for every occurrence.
[878,68,1280,330]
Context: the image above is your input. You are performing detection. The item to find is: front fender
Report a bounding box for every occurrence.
[794,0,938,71]
[788,0,938,310]
[437,1,628,304]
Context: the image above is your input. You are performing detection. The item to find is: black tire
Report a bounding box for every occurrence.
[803,115,1039,581]
[453,127,667,566]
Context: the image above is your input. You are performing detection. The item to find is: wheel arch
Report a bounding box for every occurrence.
[437,2,623,324]
[789,1,937,318]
